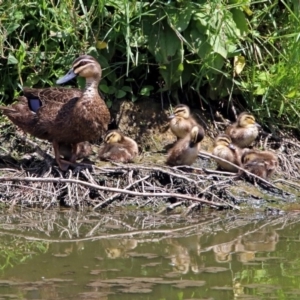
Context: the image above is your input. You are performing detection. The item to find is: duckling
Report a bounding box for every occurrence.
[225,112,261,148]
[169,104,205,140]
[212,134,244,172]
[98,130,138,163]
[59,142,93,161]
[166,126,202,166]
[241,149,278,179]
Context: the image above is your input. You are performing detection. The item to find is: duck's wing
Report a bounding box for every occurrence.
[23,87,83,104]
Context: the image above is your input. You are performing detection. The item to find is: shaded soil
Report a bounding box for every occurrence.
[110,98,214,152]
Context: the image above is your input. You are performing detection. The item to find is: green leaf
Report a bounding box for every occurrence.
[231,8,249,36]
[100,84,110,93]
[115,90,126,99]
[286,90,296,98]
[254,87,267,95]
[210,35,228,58]
[146,18,181,64]
[187,27,211,58]
[167,3,193,32]
[257,72,269,81]
[6,23,20,35]
[108,86,116,95]
[7,53,18,65]
[121,86,132,92]
[140,85,154,96]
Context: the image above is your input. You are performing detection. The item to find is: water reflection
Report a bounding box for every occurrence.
[0,210,299,299]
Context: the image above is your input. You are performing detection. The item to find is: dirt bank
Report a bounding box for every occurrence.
[0,99,299,211]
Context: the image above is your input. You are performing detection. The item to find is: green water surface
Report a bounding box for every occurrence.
[0,209,299,300]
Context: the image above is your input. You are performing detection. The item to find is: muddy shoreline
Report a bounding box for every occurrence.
[0,99,299,211]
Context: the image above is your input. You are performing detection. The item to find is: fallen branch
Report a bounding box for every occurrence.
[0,175,235,209]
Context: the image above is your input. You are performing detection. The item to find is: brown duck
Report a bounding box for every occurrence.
[166,125,203,166]
[225,112,261,148]
[98,130,138,163]
[169,104,205,140]
[0,55,110,170]
[212,134,245,172]
[241,149,278,179]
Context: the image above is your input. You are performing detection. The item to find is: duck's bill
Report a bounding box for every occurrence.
[229,143,236,150]
[168,114,175,119]
[56,69,77,84]
[255,122,261,128]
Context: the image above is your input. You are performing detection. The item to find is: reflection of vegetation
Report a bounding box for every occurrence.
[0,236,48,271]
[1,211,300,298]
[0,1,299,129]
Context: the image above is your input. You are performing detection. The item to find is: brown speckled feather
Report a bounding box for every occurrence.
[23,87,82,104]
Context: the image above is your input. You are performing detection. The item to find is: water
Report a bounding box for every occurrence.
[0,209,299,299]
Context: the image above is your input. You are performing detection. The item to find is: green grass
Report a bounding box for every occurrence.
[0,0,299,131]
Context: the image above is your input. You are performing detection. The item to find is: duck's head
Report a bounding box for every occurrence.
[56,55,102,84]
[214,134,235,149]
[237,112,261,129]
[169,104,190,120]
[104,130,123,144]
[241,150,259,164]
[190,126,203,144]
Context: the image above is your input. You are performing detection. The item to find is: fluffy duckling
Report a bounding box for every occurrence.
[241,149,278,179]
[212,134,244,172]
[98,130,138,163]
[166,126,202,166]
[59,142,92,161]
[225,112,261,148]
[169,104,205,140]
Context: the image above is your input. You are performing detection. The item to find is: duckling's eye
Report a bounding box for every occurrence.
[105,134,113,142]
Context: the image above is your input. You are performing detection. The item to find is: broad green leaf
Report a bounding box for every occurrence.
[210,35,228,58]
[146,18,181,64]
[187,27,211,58]
[7,53,18,65]
[231,8,249,36]
[6,23,20,35]
[258,72,269,81]
[254,87,267,95]
[121,86,132,92]
[100,84,110,93]
[115,90,126,98]
[108,86,116,95]
[167,3,193,32]
[140,85,154,96]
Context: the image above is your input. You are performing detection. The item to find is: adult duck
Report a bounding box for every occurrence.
[0,55,110,170]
